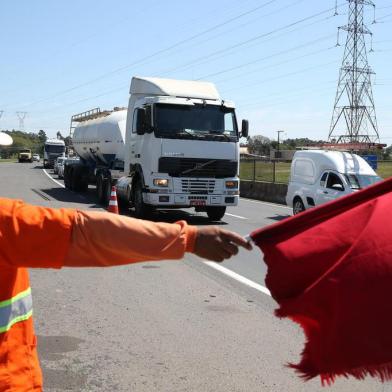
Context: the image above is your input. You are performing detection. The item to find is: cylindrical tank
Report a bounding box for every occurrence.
[72,109,127,166]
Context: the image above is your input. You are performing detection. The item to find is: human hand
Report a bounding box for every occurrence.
[193,226,252,262]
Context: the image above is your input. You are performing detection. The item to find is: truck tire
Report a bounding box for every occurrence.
[293,198,305,215]
[97,174,111,205]
[206,206,226,221]
[64,167,71,189]
[133,180,152,219]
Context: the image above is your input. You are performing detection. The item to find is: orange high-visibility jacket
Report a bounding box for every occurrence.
[0,198,197,391]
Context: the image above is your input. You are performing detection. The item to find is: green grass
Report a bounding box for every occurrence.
[240,160,291,183]
[376,161,392,179]
[240,160,392,184]
[0,159,17,163]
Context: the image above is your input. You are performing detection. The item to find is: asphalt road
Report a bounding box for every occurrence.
[0,161,390,392]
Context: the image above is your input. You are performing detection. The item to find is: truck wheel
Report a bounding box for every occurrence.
[97,175,105,203]
[64,168,71,189]
[293,198,305,215]
[206,206,226,221]
[133,180,152,219]
[70,168,78,191]
[97,175,111,205]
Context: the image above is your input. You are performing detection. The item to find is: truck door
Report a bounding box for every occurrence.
[129,108,143,164]
[315,171,348,206]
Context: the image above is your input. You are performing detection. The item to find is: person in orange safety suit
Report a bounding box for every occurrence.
[0,132,251,392]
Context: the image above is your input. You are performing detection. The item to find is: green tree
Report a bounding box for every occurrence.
[247,135,271,156]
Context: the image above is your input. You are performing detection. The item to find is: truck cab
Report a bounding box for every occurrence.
[44,139,66,168]
[117,77,248,220]
[18,149,32,163]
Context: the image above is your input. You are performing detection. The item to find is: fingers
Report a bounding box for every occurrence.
[221,230,253,251]
[193,226,252,263]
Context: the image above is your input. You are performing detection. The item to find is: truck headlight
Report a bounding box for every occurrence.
[153,178,169,187]
[225,180,238,189]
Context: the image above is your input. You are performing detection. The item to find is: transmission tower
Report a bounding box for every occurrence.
[328,0,379,144]
[16,111,27,130]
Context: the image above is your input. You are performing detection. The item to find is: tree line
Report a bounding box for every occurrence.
[246,135,392,160]
[0,130,71,159]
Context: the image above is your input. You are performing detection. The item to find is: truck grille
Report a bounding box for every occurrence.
[179,179,216,195]
[158,158,237,178]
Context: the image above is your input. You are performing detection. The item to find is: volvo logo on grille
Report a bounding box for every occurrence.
[181,160,216,175]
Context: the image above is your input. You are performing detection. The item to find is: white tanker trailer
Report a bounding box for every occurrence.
[64,76,248,220]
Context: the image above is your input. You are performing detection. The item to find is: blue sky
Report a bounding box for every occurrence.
[0,0,391,144]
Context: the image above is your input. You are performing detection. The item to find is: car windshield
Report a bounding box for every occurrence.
[45,144,65,153]
[154,103,238,141]
[345,173,382,189]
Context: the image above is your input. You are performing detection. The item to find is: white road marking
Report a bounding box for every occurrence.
[240,197,292,210]
[203,261,271,297]
[43,169,65,188]
[225,212,248,220]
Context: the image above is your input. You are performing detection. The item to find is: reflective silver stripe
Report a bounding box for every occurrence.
[0,289,33,333]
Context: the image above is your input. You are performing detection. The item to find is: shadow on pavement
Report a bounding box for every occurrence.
[266,214,291,222]
[122,207,227,226]
[40,187,97,205]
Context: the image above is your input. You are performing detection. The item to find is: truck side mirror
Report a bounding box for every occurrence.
[241,119,249,138]
[136,109,146,135]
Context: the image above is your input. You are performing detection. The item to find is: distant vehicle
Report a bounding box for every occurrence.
[43,139,66,168]
[56,157,67,178]
[18,149,32,163]
[32,154,40,162]
[286,150,382,215]
[54,156,66,174]
[64,76,248,221]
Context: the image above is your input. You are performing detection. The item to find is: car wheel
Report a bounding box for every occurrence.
[293,198,305,215]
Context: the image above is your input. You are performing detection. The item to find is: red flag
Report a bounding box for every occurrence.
[250,177,392,385]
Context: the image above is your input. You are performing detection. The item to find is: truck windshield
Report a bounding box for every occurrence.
[154,104,238,141]
[345,173,382,189]
[45,145,65,153]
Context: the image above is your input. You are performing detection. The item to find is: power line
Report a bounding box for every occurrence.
[7,0,280,110]
[9,2,342,113]
[158,5,344,78]
[221,60,339,94]
[154,0,307,77]
[195,34,334,81]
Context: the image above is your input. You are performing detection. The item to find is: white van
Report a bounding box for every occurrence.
[286,150,382,215]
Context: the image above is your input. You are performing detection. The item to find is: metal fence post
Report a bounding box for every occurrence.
[253,159,256,182]
[272,160,276,183]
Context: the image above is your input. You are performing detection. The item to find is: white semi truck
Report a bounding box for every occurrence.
[64,76,248,220]
[43,138,66,168]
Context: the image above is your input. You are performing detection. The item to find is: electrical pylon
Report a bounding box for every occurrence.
[16,111,27,131]
[328,0,379,144]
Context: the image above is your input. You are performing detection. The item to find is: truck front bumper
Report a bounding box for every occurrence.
[144,193,239,207]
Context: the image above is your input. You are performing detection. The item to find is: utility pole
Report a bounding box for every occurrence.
[276,130,284,158]
[16,112,27,131]
[328,0,379,144]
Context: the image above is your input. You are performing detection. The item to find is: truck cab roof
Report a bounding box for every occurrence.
[130,77,221,101]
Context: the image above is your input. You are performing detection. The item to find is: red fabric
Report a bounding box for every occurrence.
[250,177,392,385]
